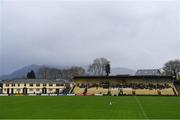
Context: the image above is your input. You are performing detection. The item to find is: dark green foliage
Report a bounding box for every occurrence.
[105,63,111,76]
[26,70,36,79]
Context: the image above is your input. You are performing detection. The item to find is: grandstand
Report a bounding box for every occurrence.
[73,86,85,95]
[87,87,108,94]
[73,75,178,96]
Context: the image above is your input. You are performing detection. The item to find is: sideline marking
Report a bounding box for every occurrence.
[134,96,149,119]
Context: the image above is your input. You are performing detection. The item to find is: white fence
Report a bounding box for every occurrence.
[67,94,75,96]
[29,94,37,96]
[0,94,9,96]
[94,94,103,96]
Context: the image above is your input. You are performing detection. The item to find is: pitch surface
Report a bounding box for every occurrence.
[0,96,180,119]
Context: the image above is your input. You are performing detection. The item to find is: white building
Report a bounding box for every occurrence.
[1,79,69,94]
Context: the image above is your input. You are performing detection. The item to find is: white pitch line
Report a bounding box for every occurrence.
[134,96,149,119]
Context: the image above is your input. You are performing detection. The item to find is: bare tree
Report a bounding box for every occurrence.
[38,66,85,80]
[88,57,110,76]
[163,59,180,79]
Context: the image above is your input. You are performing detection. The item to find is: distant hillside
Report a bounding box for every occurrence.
[0,64,135,80]
[0,64,41,80]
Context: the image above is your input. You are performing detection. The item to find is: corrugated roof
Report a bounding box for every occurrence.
[73,75,173,79]
[135,69,161,76]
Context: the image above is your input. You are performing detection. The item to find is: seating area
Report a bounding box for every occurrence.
[72,82,176,96]
[73,86,85,94]
[61,88,71,94]
[160,88,175,95]
[110,88,119,96]
[111,83,172,90]
[122,88,133,95]
[134,89,158,95]
[87,87,108,94]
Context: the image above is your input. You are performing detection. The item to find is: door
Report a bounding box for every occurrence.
[56,89,60,94]
[11,88,14,94]
[7,88,9,94]
[23,88,27,94]
[42,88,47,94]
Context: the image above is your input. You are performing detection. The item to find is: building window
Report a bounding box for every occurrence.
[30,84,33,87]
[36,84,40,87]
[43,84,46,86]
[12,84,15,87]
[36,89,40,91]
[24,84,26,87]
[29,89,33,91]
[49,89,52,91]
[56,83,64,86]
[5,84,9,87]
[18,84,20,87]
[17,88,21,93]
[49,84,53,86]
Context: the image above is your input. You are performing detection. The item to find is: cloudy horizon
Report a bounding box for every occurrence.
[0,0,180,76]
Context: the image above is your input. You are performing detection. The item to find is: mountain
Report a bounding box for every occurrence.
[0,64,41,80]
[0,64,135,80]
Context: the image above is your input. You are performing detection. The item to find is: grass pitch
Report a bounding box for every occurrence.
[0,96,180,119]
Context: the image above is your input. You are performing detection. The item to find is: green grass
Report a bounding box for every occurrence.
[0,96,180,119]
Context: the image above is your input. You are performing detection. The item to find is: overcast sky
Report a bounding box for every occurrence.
[0,0,180,75]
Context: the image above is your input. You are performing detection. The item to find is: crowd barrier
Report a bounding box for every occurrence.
[94,94,103,96]
[0,94,8,96]
[49,94,57,96]
[58,94,66,96]
[67,94,75,96]
[41,94,49,96]
[29,94,37,96]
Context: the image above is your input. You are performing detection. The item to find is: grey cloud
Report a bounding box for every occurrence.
[0,0,180,75]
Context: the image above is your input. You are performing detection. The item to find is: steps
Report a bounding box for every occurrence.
[174,85,180,96]
[70,85,75,94]
[174,81,180,96]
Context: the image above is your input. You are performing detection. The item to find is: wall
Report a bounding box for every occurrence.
[2,83,65,94]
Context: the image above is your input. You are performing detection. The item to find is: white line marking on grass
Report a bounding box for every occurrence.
[134,96,149,120]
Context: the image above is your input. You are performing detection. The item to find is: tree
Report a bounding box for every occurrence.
[163,59,180,79]
[88,57,110,76]
[38,66,85,80]
[27,70,36,79]
[105,63,111,76]
[69,66,86,77]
